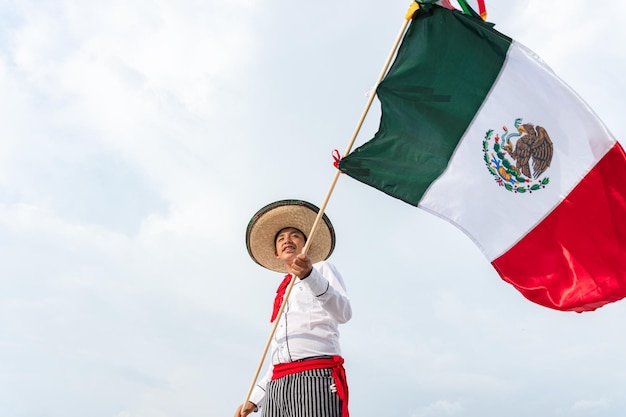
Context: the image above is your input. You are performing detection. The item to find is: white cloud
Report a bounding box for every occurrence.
[0,0,263,238]
[571,398,609,412]
[0,202,130,252]
[413,400,463,417]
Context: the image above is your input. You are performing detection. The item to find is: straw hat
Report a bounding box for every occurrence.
[246,199,336,273]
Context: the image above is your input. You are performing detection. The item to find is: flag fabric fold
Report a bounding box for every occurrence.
[338,4,626,312]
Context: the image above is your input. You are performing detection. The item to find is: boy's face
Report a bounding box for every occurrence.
[274,227,306,265]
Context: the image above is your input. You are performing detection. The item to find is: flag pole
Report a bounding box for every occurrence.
[240,3,418,414]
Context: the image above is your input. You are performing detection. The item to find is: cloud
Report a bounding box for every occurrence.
[412,400,463,417]
[0,0,265,238]
[571,398,609,412]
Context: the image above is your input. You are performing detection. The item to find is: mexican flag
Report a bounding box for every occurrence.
[338,3,626,312]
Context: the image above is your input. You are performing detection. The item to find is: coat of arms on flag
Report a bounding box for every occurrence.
[484,118,553,193]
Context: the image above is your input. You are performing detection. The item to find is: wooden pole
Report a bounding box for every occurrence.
[240,4,417,414]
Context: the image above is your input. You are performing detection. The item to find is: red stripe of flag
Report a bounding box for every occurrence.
[493,142,626,312]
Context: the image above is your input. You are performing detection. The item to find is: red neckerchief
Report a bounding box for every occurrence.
[271,274,292,323]
[271,356,349,417]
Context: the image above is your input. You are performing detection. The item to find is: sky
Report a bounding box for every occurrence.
[1,1,626,416]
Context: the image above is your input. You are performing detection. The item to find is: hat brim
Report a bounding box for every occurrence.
[246,200,335,273]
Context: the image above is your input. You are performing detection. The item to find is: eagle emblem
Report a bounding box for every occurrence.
[483,118,553,193]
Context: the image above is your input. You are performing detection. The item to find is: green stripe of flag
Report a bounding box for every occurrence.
[339,5,511,205]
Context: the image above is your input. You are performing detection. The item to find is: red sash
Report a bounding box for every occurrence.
[272,355,349,417]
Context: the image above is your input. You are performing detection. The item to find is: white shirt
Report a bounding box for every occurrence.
[249,261,352,408]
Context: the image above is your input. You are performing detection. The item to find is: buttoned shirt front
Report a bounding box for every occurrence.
[249,261,351,408]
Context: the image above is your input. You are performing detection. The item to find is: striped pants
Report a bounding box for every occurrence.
[263,368,342,417]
